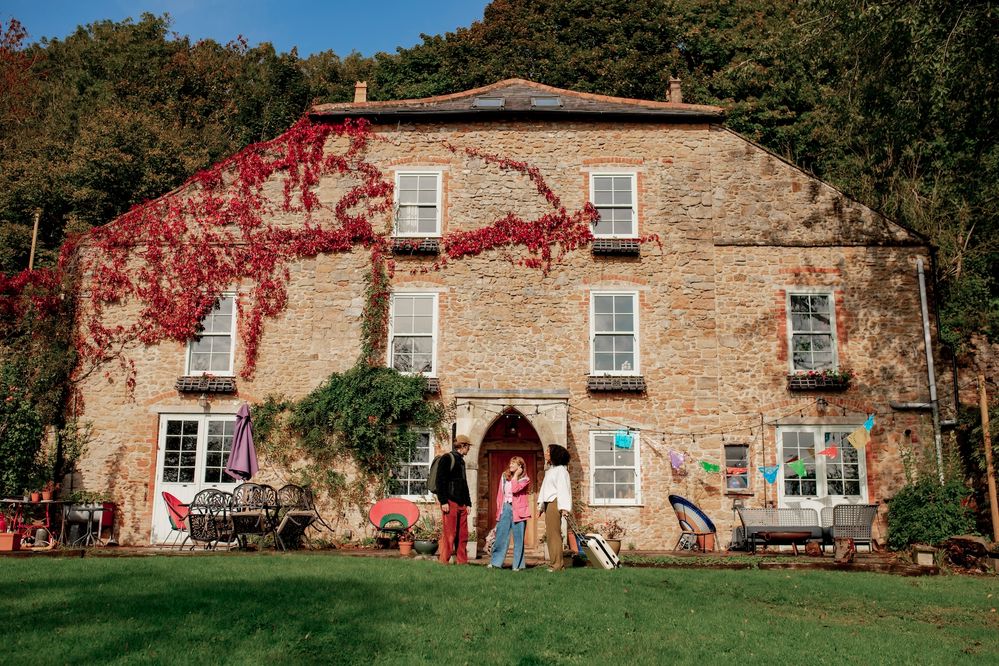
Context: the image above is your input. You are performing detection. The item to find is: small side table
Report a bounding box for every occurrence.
[756,530,812,555]
[64,504,104,547]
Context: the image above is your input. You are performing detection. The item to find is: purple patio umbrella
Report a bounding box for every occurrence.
[225,403,259,481]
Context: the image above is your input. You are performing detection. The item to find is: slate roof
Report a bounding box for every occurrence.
[310,78,723,123]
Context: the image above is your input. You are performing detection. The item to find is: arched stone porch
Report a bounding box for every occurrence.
[453,388,569,558]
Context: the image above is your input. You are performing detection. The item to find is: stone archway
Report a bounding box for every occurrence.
[452,388,568,558]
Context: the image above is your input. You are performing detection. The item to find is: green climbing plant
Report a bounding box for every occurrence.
[252,362,447,524]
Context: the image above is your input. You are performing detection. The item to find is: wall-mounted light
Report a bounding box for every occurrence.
[198,393,210,409]
[816,397,829,412]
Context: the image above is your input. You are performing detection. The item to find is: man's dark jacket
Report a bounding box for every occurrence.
[437,450,471,507]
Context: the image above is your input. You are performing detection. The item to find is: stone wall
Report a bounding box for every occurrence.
[71,119,943,548]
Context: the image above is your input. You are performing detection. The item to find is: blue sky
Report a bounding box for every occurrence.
[2,1,490,57]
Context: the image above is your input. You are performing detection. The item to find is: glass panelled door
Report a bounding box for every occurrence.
[151,414,237,543]
[777,426,868,514]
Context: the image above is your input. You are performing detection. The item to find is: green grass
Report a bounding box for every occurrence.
[2,554,997,664]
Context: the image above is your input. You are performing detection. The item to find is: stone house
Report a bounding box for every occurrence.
[72,78,945,551]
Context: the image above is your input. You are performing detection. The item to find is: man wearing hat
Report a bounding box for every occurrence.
[438,434,472,564]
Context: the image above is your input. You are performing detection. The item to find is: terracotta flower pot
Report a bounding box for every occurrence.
[399,541,413,556]
[30,492,40,503]
[606,539,622,555]
[0,533,21,551]
[41,490,53,501]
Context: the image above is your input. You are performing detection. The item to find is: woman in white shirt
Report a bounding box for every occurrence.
[538,444,572,572]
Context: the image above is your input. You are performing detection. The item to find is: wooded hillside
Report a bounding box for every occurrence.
[1,1,996,351]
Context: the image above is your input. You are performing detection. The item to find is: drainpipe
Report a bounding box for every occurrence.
[917,258,944,482]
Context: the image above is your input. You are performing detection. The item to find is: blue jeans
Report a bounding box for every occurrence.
[490,502,526,569]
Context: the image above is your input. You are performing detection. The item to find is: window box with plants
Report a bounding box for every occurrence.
[787,368,854,391]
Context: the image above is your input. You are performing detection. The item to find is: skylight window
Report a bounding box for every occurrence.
[472,97,505,109]
[531,96,563,108]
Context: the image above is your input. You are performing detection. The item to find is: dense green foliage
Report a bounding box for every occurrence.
[0,264,77,494]
[887,478,978,549]
[0,372,43,497]
[252,364,445,520]
[290,363,444,475]
[1,556,997,663]
[2,3,995,348]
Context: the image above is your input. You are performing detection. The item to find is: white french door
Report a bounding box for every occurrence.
[776,426,869,513]
[150,414,237,543]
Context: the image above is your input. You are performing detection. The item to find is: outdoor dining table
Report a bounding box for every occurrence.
[0,499,69,544]
[230,504,281,549]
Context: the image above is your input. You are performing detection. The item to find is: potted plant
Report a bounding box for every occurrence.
[0,509,19,551]
[397,529,414,556]
[41,480,59,502]
[412,515,440,555]
[597,518,627,555]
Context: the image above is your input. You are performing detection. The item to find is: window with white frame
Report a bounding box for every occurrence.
[591,292,639,374]
[390,431,433,497]
[590,174,636,237]
[187,295,236,375]
[778,426,867,501]
[389,293,437,375]
[788,291,837,372]
[591,431,641,504]
[395,172,441,236]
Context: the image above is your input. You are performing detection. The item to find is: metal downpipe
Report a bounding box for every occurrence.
[917,258,944,482]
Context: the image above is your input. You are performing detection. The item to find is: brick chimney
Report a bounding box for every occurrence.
[354,81,368,104]
[668,76,682,104]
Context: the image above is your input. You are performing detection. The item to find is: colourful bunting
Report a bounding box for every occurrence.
[726,467,748,474]
[847,426,870,450]
[864,414,875,432]
[788,460,807,477]
[669,450,685,470]
[759,465,780,484]
[817,445,839,458]
[614,430,633,449]
[700,461,721,473]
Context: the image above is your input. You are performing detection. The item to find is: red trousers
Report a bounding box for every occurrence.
[438,501,469,564]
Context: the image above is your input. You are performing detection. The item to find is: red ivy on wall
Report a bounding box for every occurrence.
[2,116,656,389]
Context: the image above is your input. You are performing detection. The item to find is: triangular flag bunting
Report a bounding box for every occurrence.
[847,426,870,450]
[614,430,633,449]
[700,461,721,473]
[787,460,807,477]
[817,445,839,459]
[726,466,748,474]
[864,414,875,432]
[669,450,685,470]
[759,465,780,484]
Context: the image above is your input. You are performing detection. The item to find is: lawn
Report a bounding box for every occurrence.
[2,554,997,664]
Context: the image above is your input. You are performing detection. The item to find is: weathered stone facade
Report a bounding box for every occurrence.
[71,80,945,551]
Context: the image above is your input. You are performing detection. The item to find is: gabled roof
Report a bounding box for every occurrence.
[310,78,723,123]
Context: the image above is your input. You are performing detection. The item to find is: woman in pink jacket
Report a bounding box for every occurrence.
[488,456,530,570]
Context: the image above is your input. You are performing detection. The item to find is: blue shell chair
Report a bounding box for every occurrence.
[668,494,718,552]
